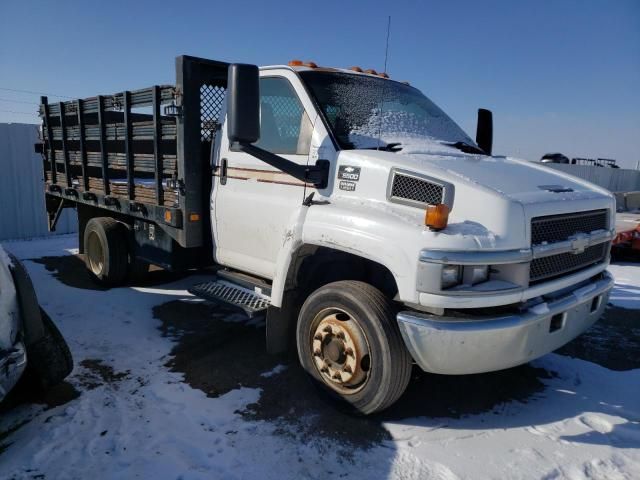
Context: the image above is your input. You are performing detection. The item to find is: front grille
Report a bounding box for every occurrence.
[390,173,443,206]
[529,243,608,284]
[531,209,608,245]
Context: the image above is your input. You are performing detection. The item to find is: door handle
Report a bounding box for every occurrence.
[220,158,228,185]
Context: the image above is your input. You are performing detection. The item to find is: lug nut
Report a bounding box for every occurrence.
[323,326,333,334]
[313,349,321,357]
[345,348,354,357]
[336,331,346,340]
[313,333,323,341]
[343,365,353,374]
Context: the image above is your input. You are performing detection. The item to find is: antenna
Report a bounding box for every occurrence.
[377,16,391,150]
[383,16,391,74]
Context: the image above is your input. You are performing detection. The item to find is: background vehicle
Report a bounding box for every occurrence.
[35,56,615,414]
[540,152,570,164]
[0,246,73,403]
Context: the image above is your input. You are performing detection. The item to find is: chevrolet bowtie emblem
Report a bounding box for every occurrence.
[569,233,589,254]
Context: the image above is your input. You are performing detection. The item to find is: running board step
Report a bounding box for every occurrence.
[188,278,271,317]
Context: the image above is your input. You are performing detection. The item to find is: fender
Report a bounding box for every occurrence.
[270,200,419,308]
[8,254,45,347]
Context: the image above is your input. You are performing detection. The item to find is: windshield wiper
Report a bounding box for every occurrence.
[361,142,403,152]
[446,141,487,155]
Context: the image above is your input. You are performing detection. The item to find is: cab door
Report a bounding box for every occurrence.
[212,72,316,279]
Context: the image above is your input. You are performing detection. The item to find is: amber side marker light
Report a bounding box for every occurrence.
[425,204,450,231]
[164,210,172,223]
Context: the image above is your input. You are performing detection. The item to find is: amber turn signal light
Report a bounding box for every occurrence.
[425,204,450,231]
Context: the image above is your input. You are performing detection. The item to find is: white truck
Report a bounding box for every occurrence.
[37,56,615,414]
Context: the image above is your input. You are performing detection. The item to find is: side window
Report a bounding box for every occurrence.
[255,77,312,155]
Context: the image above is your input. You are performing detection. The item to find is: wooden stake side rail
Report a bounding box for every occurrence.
[37,55,232,250]
[40,84,178,208]
[46,150,177,173]
[40,86,175,118]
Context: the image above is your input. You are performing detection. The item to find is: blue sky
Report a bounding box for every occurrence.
[1,0,638,167]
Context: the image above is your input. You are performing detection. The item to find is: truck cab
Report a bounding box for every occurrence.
[38,57,615,414]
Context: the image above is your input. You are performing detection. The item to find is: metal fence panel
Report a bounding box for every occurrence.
[544,164,640,192]
[0,123,77,241]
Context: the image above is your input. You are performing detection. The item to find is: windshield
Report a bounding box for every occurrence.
[300,71,475,151]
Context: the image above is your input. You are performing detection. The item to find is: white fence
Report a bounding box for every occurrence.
[543,163,640,192]
[0,123,77,241]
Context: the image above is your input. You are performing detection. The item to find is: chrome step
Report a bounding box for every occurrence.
[188,278,271,317]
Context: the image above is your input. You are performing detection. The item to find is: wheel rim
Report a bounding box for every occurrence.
[86,231,105,276]
[309,307,372,395]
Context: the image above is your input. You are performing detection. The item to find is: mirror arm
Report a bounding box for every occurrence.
[235,142,329,189]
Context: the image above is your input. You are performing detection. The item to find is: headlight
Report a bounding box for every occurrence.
[441,265,489,289]
[463,265,489,285]
[441,265,462,289]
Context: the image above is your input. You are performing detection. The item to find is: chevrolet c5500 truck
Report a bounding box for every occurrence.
[37,56,615,414]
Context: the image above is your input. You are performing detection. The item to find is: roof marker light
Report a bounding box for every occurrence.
[350,66,363,72]
[364,69,378,75]
[288,60,304,66]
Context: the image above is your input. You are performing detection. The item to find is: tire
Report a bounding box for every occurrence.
[128,258,149,283]
[296,280,412,415]
[24,309,73,393]
[8,253,45,344]
[83,217,129,286]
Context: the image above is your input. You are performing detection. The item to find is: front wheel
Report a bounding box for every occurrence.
[296,281,412,415]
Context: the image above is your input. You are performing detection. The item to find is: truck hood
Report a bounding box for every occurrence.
[333,147,615,250]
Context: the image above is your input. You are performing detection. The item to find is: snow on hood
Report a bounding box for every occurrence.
[352,146,610,202]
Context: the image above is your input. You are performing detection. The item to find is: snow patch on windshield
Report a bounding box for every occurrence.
[348,110,473,150]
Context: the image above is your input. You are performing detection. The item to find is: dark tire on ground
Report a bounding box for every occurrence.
[83,217,129,286]
[23,308,73,393]
[296,280,412,415]
[128,258,150,283]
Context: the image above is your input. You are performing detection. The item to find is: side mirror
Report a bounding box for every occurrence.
[227,63,260,145]
[224,63,330,190]
[476,108,493,156]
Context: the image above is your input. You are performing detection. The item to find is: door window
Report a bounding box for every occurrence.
[255,77,312,155]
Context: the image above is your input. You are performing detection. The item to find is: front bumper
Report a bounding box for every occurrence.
[397,271,613,375]
[0,341,27,402]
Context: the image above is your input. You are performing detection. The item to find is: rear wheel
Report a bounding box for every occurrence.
[296,280,412,415]
[83,217,129,286]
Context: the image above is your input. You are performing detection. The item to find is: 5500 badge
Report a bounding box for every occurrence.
[338,165,361,181]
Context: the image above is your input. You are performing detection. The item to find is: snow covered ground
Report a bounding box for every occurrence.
[0,235,638,480]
